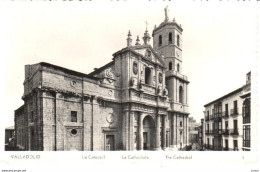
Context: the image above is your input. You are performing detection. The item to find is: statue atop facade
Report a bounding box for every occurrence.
[164,6,169,22]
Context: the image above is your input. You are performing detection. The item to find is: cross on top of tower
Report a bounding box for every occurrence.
[145,20,149,31]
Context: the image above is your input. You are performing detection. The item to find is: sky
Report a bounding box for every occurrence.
[0,0,257,130]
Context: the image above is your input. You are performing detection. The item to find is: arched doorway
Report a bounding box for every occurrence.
[142,115,155,150]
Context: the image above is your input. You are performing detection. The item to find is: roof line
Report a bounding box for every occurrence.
[88,61,114,76]
[38,62,99,80]
[204,86,243,107]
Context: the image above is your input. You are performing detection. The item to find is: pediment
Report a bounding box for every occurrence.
[132,46,166,68]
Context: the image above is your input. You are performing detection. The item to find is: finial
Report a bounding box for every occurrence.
[164,5,169,22]
[154,25,157,29]
[135,36,141,46]
[127,30,131,37]
[127,30,132,47]
[173,18,175,22]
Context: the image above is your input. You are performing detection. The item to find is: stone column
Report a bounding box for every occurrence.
[129,112,135,151]
[171,114,174,146]
[155,114,160,150]
[122,111,129,150]
[91,96,100,151]
[138,113,144,150]
[162,115,166,150]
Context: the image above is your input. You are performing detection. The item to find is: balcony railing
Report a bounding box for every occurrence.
[243,140,250,148]
[222,129,229,136]
[230,129,239,136]
[230,108,238,116]
[205,116,209,121]
[233,147,238,151]
[216,112,222,119]
[209,115,214,120]
[222,111,229,118]
[141,83,156,94]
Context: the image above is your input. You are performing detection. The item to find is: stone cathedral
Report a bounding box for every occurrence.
[15,8,190,151]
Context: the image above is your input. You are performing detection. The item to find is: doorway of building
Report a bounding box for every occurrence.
[106,135,115,151]
[143,132,148,150]
[142,115,155,150]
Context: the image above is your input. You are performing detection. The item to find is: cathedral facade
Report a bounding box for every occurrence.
[15,9,190,151]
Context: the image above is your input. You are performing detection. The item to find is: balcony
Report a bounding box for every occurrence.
[216,112,222,119]
[140,83,156,94]
[222,111,229,118]
[230,108,238,117]
[243,140,250,148]
[222,129,229,136]
[213,129,222,136]
[230,129,239,136]
[205,116,209,121]
[243,116,250,124]
[209,115,214,120]
[165,70,189,82]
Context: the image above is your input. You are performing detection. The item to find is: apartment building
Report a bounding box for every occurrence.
[204,72,251,151]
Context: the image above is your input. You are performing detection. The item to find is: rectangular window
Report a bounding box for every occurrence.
[225,139,228,150]
[234,120,238,131]
[233,140,238,151]
[225,104,228,116]
[225,121,228,129]
[234,100,238,113]
[243,125,250,147]
[71,111,77,122]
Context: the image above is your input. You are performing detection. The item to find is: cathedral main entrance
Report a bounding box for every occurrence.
[142,115,155,150]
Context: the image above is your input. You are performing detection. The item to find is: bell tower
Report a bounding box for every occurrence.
[152,6,189,109]
[152,6,183,74]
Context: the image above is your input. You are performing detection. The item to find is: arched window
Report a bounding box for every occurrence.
[177,35,180,46]
[145,67,151,85]
[169,32,172,44]
[177,64,180,72]
[159,35,162,47]
[179,86,183,103]
[169,62,172,70]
